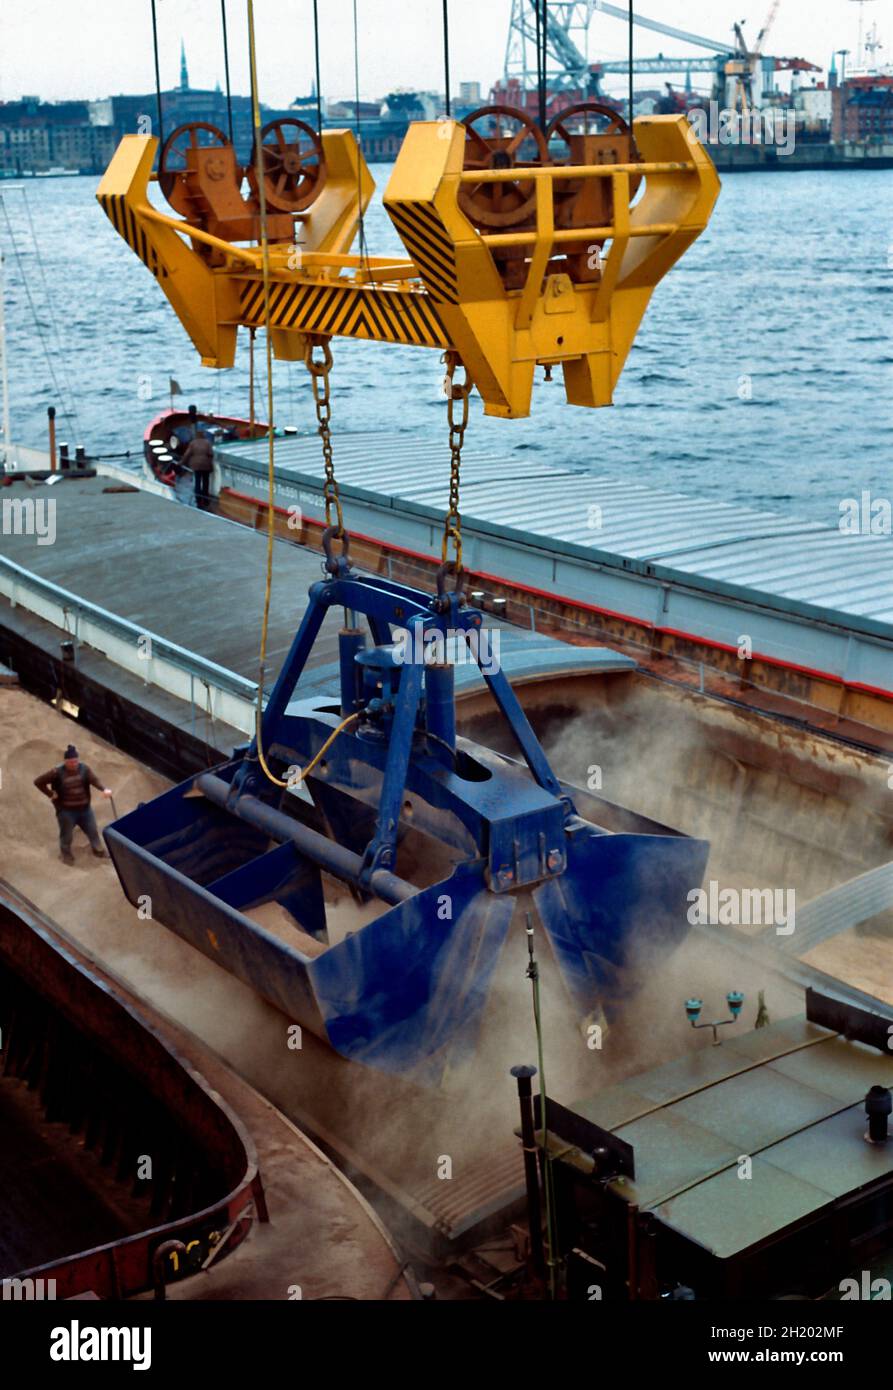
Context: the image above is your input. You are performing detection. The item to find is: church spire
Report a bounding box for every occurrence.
[180,39,189,92]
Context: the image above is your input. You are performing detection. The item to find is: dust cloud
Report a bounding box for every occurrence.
[1,678,880,1226]
[540,679,893,898]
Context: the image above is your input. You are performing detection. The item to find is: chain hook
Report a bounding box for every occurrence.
[321,524,350,576]
[442,351,471,573]
[303,334,344,538]
[434,559,466,612]
[304,335,333,378]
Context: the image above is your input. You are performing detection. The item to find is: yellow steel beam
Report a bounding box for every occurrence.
[456,160,695,180]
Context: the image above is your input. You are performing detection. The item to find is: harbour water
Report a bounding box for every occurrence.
[1,163,892,528]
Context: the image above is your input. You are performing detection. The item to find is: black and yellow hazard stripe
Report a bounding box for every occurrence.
[238,278,449,348]
[98,194,166,280]
[384,201,459,305]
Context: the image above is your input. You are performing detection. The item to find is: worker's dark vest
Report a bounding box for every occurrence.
[52,763,90,799]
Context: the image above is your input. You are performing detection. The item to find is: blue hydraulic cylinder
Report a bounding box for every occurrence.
[425,663,456,767]
[338,627,366,716]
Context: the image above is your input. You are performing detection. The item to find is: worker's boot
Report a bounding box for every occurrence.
[91,847,108,859]
[60,849,75,865]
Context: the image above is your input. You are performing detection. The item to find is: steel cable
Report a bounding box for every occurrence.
[221,0,235,143]
[0,196,81,442]
[150,0,165,151]
[19,187,83,441]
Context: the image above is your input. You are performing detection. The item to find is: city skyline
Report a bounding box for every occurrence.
[0,0,883,107]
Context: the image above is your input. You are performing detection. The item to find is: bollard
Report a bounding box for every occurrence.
[865,1085,892,1144]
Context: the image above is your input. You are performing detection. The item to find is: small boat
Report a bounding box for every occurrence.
[142,408,269,486]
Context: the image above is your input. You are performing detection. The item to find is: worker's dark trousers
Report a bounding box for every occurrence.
[56,807,101,853]
[194,471,211,510]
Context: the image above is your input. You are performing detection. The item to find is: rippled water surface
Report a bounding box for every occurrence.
[2,165,892,528]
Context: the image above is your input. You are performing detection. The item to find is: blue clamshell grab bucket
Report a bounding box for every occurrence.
[106,564,708,1085]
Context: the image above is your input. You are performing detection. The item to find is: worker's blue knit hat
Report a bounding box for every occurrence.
[64,745,78,760]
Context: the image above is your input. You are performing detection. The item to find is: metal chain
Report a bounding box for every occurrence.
[442,350,471,569]
[304,335,344,534]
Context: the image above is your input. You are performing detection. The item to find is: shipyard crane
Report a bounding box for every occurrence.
[501,1,732,107]
[729,1,785,113]
[756,0,782,53]
[501,1,818,110]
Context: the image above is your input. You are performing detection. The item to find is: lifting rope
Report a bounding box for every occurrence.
[535,0,548,133]
[439,2,470,583]
[312,0,323,137]
[150,0,164,151]
[220,0,234,144]
[628,0,635,129]
[442,0,452,118]
[0,192,82,443]
[248,0,351,791]
[247,0,288,790]
[527,914,560,1300]
[351,0,370,271]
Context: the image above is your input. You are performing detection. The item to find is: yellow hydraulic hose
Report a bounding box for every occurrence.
[247,0,288,791]
[246,0,360,794]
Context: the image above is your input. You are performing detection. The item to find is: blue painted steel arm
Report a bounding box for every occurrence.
[360,621,426,879]
[250,584,328,757]
[326,577,432,628]
[368,615,393,648]
[457,611,570,808]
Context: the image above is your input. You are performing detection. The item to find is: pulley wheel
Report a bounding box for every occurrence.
[546,102,640,237]
[546,102,631,147]
[458,105,549,230]
[247,118,326,213]
[158,122,232,215]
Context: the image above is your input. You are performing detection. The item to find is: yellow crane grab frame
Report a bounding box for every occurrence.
[97,115,719,420]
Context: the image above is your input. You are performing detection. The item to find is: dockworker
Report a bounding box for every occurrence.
[180,408,214,510]
[34,744,114,865]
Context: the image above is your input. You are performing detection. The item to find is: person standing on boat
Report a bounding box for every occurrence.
[34,744,113,865]
[180,426,214,511]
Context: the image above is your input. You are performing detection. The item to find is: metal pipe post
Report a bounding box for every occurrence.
[195,773,414,906]
[338,626,366,716]
[425,662,455,765]
[511,1063,546,1279]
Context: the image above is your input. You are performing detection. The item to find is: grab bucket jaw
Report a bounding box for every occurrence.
[106,571,708,1082]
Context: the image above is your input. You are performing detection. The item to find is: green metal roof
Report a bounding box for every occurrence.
[571,1016,893,1258]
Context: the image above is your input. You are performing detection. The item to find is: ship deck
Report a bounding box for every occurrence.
[212,431,893,721]
[0,471,633,771]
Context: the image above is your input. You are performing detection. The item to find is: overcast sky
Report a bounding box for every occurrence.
[0,0,886,105]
